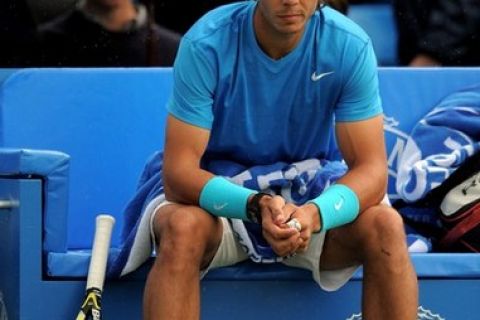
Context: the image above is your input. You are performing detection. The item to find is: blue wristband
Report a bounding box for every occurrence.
[199,176,255,220]
[308,184,360,231]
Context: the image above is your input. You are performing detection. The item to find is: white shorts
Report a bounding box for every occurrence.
[148,196,386,291]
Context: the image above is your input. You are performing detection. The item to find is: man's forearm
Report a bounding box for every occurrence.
[163,162,214,205]
[336,162,387,212]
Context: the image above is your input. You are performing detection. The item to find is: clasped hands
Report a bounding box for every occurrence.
[258,195,321,257]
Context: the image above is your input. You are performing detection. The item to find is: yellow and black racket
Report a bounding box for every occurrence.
[76,215,115,320]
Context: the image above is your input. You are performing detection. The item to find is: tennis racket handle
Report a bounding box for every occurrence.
[86,214,115,291]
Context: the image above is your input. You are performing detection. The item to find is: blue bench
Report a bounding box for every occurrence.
[1,67,480,319]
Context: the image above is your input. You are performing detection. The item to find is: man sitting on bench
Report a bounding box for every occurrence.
[144,0,418,319]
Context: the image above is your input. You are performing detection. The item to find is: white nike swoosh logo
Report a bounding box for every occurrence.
[334,197,344,211]
[311,71,334,81]
[213,203,228,211]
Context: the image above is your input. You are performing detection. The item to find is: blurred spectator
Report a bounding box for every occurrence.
[0,0,39,66]
[38,0,180,67]
[394,0,480,66]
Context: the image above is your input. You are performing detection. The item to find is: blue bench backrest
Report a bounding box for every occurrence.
[379,68,480,200]
[0,68,172,249]
[1,67,479,251]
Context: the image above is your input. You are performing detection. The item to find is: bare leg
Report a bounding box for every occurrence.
[320,205,418,320]
[143,204,223,320]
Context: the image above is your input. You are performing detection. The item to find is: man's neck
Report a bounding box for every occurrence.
[253,7,304,60]
[82,0,137,31]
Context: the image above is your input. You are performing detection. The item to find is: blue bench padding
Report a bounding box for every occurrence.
[0,148,70,252]
[0,68,172,250]
[0,69,17,87]
[47,249,120,277]
[47,250,480,279]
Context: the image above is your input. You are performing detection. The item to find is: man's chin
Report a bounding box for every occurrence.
[277,25,304,36]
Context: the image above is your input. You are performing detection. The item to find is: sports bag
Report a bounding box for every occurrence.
[437,151,480,252]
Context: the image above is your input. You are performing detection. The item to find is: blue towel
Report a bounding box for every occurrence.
[108,151,165,277]
[396,85,480,203]
[109,140,436,277]
[108,152,347,277]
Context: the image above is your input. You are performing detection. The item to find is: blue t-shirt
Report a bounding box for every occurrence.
[167,2,382,170]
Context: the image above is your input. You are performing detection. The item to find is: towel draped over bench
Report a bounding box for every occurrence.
[108,152,347,277]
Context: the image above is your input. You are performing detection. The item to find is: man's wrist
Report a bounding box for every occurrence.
[303,202,321,233]
[199,176,255,220]
[308,184,360,232]
[246,192,271,224]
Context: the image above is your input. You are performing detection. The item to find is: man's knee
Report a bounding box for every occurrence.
[155,206,219,264]
[359,206,410,268]
[369,206,406,243]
